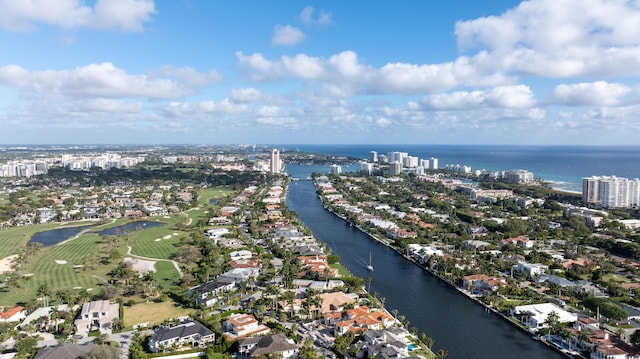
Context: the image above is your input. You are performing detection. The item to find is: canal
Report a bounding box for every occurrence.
[286,179,565,359]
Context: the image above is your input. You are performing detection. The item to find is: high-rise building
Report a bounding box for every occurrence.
[330,164,342,174]
[389,161,403,176]
[369,151,378,163]
[582,176,640,208]
[360,162,374,175]
[503,169,534,184]
[270,149,281,174]
[387,151,407,164]
[402,156,418,168]
[429,157,438,170]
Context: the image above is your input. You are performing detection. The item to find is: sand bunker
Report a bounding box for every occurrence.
[55,260,67,265]
[0,254,19,273]
[124,257,156,275]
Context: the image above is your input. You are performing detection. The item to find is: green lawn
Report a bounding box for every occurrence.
[0,231,111,305]
[128,223,184,260]
[198,186,235,207]
[154,261,180,286]
[0,216,188,306]
[0,221,97,259]
[330,263,353,278]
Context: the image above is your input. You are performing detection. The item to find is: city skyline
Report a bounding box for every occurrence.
[1,0,640,145]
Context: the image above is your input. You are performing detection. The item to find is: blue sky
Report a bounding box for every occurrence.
[1,0,640,145]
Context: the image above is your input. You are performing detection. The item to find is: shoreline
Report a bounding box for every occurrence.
[316,183,583,359]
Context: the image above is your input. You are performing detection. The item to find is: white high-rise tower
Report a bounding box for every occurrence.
[270,149,281,174]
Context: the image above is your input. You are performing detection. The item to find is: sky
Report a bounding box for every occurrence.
[1,0,640,145]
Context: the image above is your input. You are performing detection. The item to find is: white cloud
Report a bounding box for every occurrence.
[236,50,511,95]
[420,85,536,110]
[0,62,217,99]
[552,81,631,106]
[455,0,640,78]
[298,6,331,25]
[256,116,299,128]
[230,88,263,103]
[272,25,305,46]
[0,0,155,32]
[158,66,222,89]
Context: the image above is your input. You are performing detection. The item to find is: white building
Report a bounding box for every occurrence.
[270,149,281,174]
[511,303,577,329]
[369,151,378,163]
[330,164,342,174]
[402,156,419,168]
[582,176,640,208]
[504,169,534,184]
[389,161,403,176]
[360,162,374,175]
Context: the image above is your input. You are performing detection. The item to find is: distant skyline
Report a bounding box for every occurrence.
[1,0,640,145]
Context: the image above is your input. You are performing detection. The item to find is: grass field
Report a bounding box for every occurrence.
[123,300,193,328]
[0,216,187,306]
[154,261,180,286]
[198,186,235,207]
[0,231,111,305]
[330,263,353,278]
[0,221,97,259]
[0,185,237,307]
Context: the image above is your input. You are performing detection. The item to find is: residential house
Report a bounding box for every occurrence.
[514,262,548,278]
[237,333,300,358]
[74,300,119,335]
[501,235,535,249]
[511,303,577,329]
[0,306,26,323]
[386,227,417,240]
[223,313,270,340]
[33,343,97,359]
[463,274,507,295]
[149,320,215,353]
[324,306,395,335]
[189,278,236,307]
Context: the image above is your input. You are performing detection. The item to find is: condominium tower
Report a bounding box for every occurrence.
[270,149,281,174]
[582,176,640,208]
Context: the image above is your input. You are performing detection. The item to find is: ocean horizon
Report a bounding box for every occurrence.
[277,144,640,193]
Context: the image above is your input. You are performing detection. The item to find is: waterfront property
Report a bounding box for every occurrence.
[511,303,577,330]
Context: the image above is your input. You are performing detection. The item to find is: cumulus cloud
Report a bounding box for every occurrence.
[454,0,640,78]
[420,85,536,110]
[236,50,511,95]
[230,88,263,103]
[0,63,218,99]
[0,0,155,32]
[272,25,305,46]
[552,81,631,106]
[298,6,331,25]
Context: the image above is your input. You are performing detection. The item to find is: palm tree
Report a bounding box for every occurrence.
[265,285,280,311]
[37,284,51,308]
[544,311,559,341]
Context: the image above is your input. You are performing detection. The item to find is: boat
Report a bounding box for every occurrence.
[367,252,374,271]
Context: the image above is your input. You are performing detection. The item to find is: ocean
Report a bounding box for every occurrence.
[278,144,640,193]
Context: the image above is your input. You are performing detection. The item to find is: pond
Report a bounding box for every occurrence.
[27,220,167,247]
[93,220,166,236]
[28,225,94,247]
[209,199,218,205]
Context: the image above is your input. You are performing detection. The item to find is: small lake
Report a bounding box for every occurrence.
[28,225,93,247]
[93,221,165,236]
[209,199,218,205]
[27,220,167,247]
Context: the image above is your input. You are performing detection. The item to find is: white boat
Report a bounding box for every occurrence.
[367,252,374,271]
